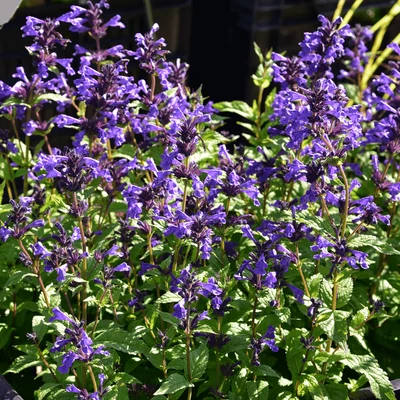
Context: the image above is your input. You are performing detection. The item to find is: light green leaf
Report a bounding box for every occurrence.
[349,235,400,255]
[318,309,350,343]
[94,328,148,355]
[186,343,209,382]
[34,93,69,105]
[297,375,320,397]
[339,353,395,400]
[0,180,5,203]
[351,307,369,329]
[103,384,129,400]
[247,380,269,399]
[213,101,256,120]
[5,353,41,374]
[35,383,61,400]
[308,273,323,298]
[286,329,306,382]
[33,315,48,344]
[153,374,193,395]
[4,270,37,287]
[156,292,182,304]
[337,277,354,308]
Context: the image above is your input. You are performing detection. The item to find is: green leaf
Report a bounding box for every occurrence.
[296,210,335,236]
[153,374,193,395]
[213,101,256,120]
[297,375,320,397]
[0,97,31,109]
[5,353,41,374]
[318,309,350,343]
[308,274,323,298]
[94,328,147,355]
[325,383,348,400]
[247,380,269,398]
[351,307,369,329]
[339,353,395,400]
[159,311,180,326]
[33,315,48,344]
[4,270,37,287]
[349,235,400,255]
[34,93,69,105]
[0,180,5,203]
[103,384,129,400]
[0,323,13,350]
[336,277,354,309]
[35,383,61,400]
[286,329,306,382]
[156,292,182,304]
[253,365,280,378]
[187,343,209,382]
[253,42,264,63]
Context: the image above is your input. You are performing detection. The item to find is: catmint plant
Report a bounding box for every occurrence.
[0,1,399,400]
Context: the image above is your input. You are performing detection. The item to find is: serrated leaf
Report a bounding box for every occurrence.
[297,375,320,397]
[247,380,269,398]
[103,384,129,400]
[320,277,353,309]
[35,383,61,400]
[320,279,333,307]
[308,273,323,298]
[213,101,256,120]
[5,353,41,374]
[253,42,264,63]
[94,328,147,355]
[339,353,395,400]
[296,211,335,236]
[336,277,354,309]
[351,307,369,329]
[156,292,182,304]
[154,374,193,395]
[187,343,209,382]
[318,309,350,343]
[33,315,48,344]
[349,235,400,255]
[4,270,37,287]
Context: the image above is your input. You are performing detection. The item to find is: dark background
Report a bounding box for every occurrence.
[0,0,397,104]
[0,0,398,398]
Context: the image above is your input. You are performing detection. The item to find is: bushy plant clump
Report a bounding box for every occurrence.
[0,1,400,399]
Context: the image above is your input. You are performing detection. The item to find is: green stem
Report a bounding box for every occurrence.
[185,306,192,400]
[88,365,98,392]
[73,192,88,326]
[296,244,310,297]
[251,293,258,338]
[322,268,339,375]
